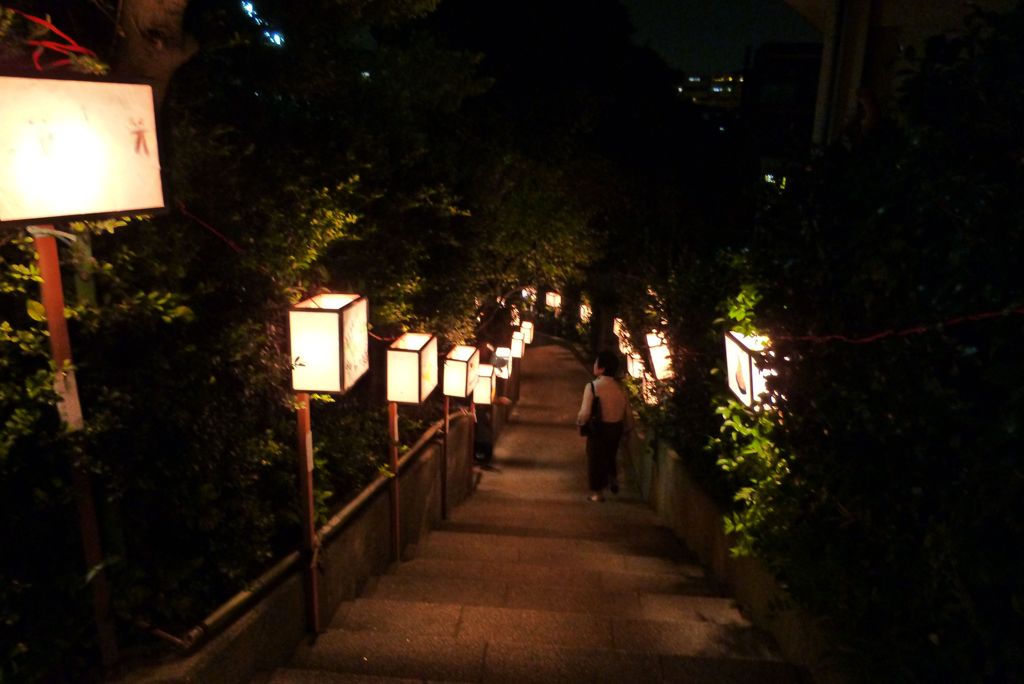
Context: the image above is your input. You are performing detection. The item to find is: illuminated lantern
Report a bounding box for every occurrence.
[0,76,164,225]
[494,346,512,379]
[443,345,480,398]
[387,333,438,404]
[627,353,644,379]
[545,291,562,310]
[289,294,369,394]
[511,331,525,359]
[522,286,537,302]
[474,364,497,405]
[646,331,674,381]
[641,372,659,405]
[579,303,592,323]
[521,321,535,344]
[724,331,772,407]
[615,319,632,355]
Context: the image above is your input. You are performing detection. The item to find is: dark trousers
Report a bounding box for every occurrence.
[586,421,623,491]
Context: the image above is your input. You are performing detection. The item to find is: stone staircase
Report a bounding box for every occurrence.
[260,493,808,683]
[256,341,808,683]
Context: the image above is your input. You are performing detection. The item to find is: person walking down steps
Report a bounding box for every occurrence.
[577,350,633,502]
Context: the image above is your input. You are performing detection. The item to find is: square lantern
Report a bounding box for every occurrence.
[641,372,659,406]
[627,353,644,379]
[579,303,592,324]
[615,319,632,355]
[493,346,512,379]
[545,291,562,310]
[474,364,497,405]
[521,321,535,344]
[511,331,525,359]
[289,294,369,394]
[0,76,165,226]
[646,331,674,381]
[443,345,480,399]
[724,331,772,407]
[387,332,438,404]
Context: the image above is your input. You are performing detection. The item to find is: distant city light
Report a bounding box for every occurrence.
[677,86,683,93]
[361,71,372,80]
[688,76,701,83]
[265,31,284,46]
[711,86,724,93]
[764,173,776,184]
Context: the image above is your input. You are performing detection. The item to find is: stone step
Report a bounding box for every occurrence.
[443,509,682,543]
[324,599,774,658]
[454,494,669,524]
[366,574,750,626]
[267,669,426,683]
[433,521,690,560]
[419,529,705,577]
[291,633,484,682]
[394,557,719,596]
[288,631,804,683]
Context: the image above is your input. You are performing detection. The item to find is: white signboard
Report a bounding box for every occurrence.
[0,76,164,225]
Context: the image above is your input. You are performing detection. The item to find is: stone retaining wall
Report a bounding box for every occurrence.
[623,430,844,684]
[123,413,477,684]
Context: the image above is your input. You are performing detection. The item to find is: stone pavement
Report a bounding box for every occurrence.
[259,338,809,683]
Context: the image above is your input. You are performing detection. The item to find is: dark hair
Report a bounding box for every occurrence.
[595,350,620,376]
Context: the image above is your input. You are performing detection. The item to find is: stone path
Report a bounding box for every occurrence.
[261,338,808,683]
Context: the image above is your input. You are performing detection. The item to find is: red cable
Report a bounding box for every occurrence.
[774,306,1024,345]
[176,200,245,254]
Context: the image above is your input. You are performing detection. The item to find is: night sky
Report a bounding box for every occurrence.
[620,0,821,74]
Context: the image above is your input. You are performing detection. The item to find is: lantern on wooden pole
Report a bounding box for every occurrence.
[442,345,479,519]
[0,74,167,666]
[288,293,369,633]
[386,333,438,560]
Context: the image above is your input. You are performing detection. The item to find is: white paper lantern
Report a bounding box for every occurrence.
[493,346,512,379]
[521,321,535,344]
[627,353,644,379]
[387,332,438,404]
[579,303,592,323]
[474,364,497,405]
[443,345,480,398]
[511,331,525,359]
[0,76,164,225]
[289,294,369,394]
[545,291,562,310]
[724,331,772,407]
[646,331,674,381]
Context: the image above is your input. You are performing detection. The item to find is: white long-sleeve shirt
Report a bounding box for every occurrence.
[577,375,632,426]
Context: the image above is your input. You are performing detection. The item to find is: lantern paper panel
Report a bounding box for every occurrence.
[289,294,368,394]
[443,345,480,398]
[627,353,644,379]
[387,333,438,404]
[545,291,561,310]
[724,331,771,407]
[510,305,521,326]
[521,321,535,344]
[474,364,497,405]
[511,331,525,359]
[646,331,674,381]
[494,346,512,379]
[0,76,164,225]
